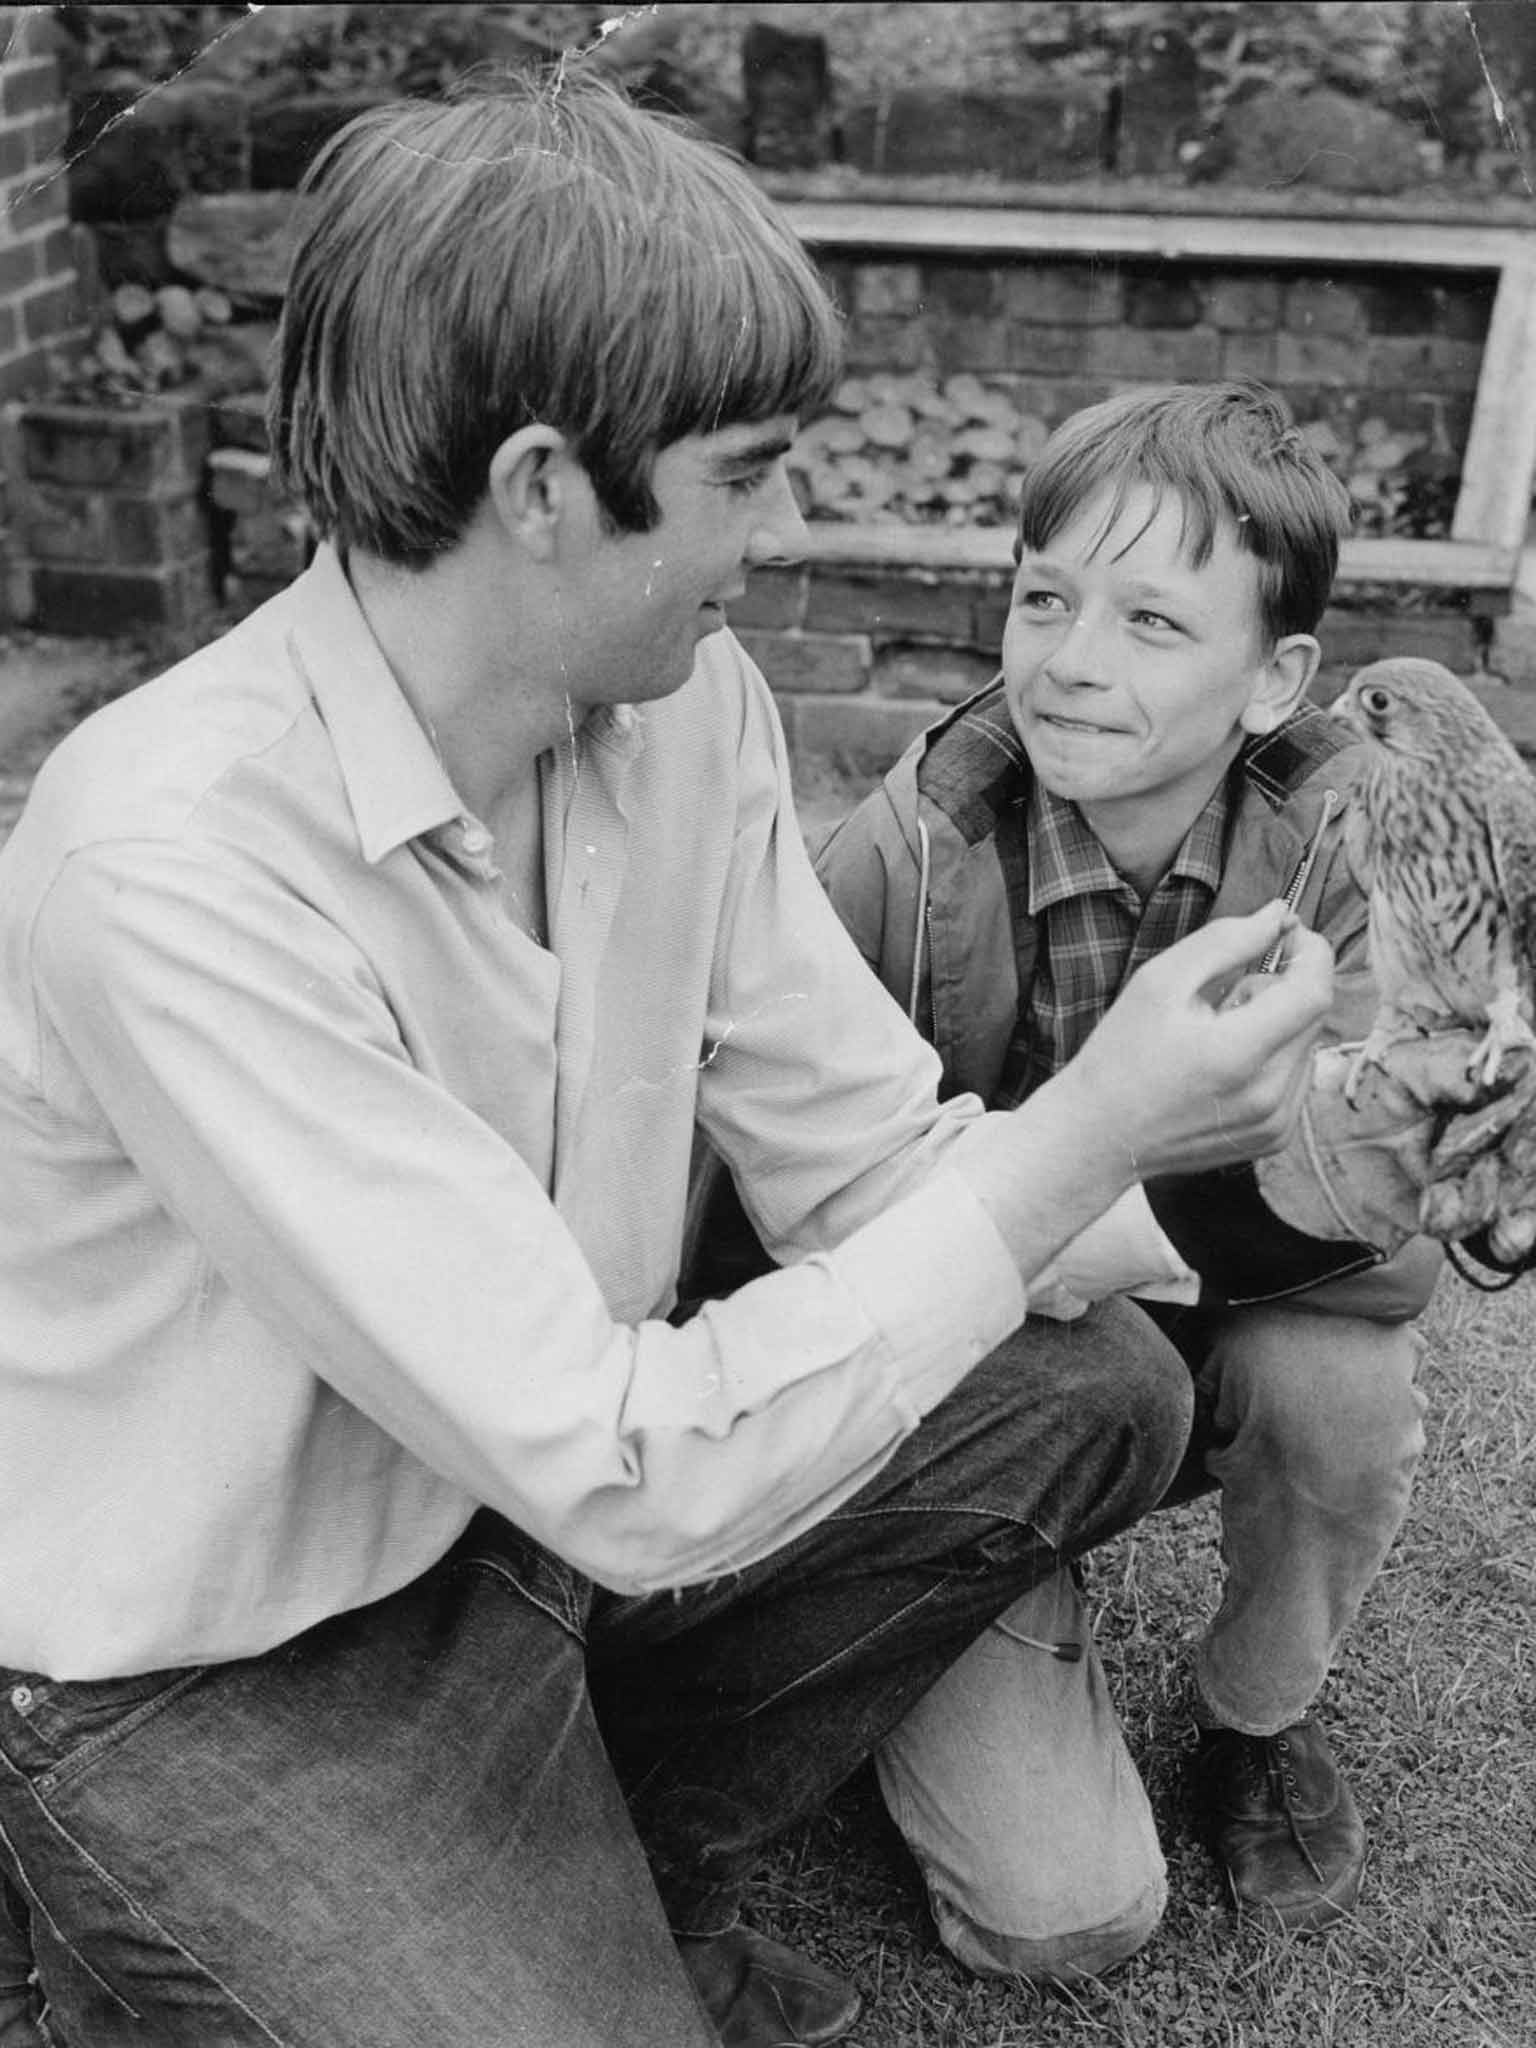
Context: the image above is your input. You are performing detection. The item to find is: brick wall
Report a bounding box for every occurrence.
[0,13,79,405]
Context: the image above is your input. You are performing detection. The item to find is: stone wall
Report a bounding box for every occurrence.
[0,13,78,406]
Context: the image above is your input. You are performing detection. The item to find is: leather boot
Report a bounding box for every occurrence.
[676,1925,862,2047]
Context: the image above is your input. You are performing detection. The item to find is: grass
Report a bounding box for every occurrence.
[742,1270,1536,2047]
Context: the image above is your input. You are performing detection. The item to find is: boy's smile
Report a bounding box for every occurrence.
[1002,484,1309,890]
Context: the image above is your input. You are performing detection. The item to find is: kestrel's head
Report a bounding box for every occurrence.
[1331,657,1472,764]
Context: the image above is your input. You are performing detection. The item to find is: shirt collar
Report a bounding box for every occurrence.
[1026,773,1230,916]
[282,545,464,865]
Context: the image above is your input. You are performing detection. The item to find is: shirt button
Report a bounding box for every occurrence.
[10,1685,34,1713]
[460,820,493,856]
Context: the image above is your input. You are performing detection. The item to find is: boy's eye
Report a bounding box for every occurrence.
[722,467,772,498]
[1018,588,1069,615]
[1131,608,1180,632]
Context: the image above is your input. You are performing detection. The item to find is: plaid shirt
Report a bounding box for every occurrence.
[998,773,1232,1107]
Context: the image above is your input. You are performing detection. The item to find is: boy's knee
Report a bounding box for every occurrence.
[1213,1309,1426,1490]
[931,1866,1165,1985]
[877,1576,1167,1988]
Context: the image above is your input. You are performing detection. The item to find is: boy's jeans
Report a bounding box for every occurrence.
[0,1298,1188,2048]
[880,1300,1426,1983]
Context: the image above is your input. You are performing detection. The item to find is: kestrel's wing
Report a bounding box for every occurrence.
[1486,772,1536,983]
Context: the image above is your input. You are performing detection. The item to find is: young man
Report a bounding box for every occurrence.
[796,382,1444,1974]
[0,90,1338,2048]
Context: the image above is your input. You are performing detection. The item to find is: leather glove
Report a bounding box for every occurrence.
[1256,1030,1536,1264]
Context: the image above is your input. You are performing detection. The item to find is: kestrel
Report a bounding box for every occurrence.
[1331,658,1536,1100]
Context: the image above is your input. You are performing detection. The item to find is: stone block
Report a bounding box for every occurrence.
[107,493,209,569]
[1435,282,1495,343]
[1220,330,1280,382]
[1365,336,1483,391]
[1084,326,1221,381]
[742,19,834,171]
[1318,606,1479,674]
[228,503,311,581]
[1223,88,1428,195]
[1488,608,1536,691]
[791,694,938,780]
[4,178,64,236]
[0,126,26,180]
[20,275,77,345]
[1005,324,1107,378]
[804,566,979,644]
[207,446,274,517]
[843,312,933,374]
[16,480,108,562]
[1124,273,1203,330]
[1273,332,1361,387]
[1284,278,1369,340]
[16,397,207,496]
[844,85,1109,182]
[26,560,215,636]
[0,239,37,296]
[2,58,58,120]
[209,392,270,454]
[873,643,997,704]
[853,264,923,318]
[929,312,1013,375]
[1000,263,1122,327]
[921,262,995,320]
[1203,275,1283,333]
[732,564,806,632]
[1362,278,1442,337]
[89,219,173,290]
[1466,677,1536,756]
[167,193,298,305]
[738,628,870,696]
[22,104,67,165]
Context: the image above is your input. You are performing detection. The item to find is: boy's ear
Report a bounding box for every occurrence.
[1239,633,1321,736]
[486,425,575,562]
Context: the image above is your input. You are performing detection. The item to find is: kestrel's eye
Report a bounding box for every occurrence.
[1362,687,1393,716]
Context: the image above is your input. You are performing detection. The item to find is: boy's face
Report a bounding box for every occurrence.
[1002,484,1299,847]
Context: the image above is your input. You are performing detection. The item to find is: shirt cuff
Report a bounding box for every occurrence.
[821,1170,1028,1420]
[1032,1185,1200,1310]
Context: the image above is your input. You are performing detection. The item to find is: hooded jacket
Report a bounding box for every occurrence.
[812,678,1440,1318]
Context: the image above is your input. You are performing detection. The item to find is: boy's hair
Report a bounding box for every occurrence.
[1014,381,1354,642]
[269,72,843,565]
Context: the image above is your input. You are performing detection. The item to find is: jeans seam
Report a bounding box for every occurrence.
[827,1499,1069,1551]
[0,1759,291,2045]
[24,1667,212,1797]
[448,1555,586,1642]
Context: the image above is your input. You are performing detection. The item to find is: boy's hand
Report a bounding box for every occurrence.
[1056,902,1334,1180]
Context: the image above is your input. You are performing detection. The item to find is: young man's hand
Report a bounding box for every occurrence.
[1057,902,1335,1181]
[948,903,1332,1289]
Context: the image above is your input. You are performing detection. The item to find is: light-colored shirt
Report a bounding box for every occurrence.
[0,549,1181,1680]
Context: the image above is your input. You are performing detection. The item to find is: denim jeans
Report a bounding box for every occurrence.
[878,1297,1426,1984]
[0,1298,1189,2048]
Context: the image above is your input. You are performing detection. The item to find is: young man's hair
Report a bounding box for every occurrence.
[269,71,843,565]
[1014,381,1354,642]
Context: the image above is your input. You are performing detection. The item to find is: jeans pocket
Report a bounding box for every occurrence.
[0,1665,210,1789]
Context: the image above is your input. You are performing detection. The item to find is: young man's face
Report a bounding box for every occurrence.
[1002,483,1289,845]
[561,416,807,707]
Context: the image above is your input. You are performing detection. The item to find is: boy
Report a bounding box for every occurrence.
[811,383,1441,1972]
[0,89,1336,2048]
